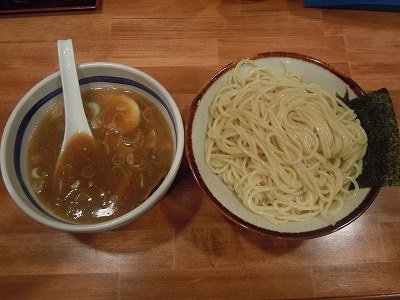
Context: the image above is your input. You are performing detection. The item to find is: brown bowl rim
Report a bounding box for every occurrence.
[185,51,380,239]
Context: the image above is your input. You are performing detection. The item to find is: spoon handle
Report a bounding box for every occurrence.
[57,39,92,146]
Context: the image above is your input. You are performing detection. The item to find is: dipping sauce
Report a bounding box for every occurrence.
[27,86,174,224]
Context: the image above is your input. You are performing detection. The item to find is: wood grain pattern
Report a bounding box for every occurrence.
[0,1,399,299]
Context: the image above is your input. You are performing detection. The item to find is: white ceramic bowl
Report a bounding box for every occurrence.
[186,52,379,239]
[1,62,184,232]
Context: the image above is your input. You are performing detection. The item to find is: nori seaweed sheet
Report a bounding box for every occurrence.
[343,88,400,188]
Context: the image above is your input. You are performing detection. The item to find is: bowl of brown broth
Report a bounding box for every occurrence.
[1,62,184,232]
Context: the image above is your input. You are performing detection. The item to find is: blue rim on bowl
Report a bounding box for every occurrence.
[185,52,380,239]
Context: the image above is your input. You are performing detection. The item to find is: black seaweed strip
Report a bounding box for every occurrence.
[346,88,400,187]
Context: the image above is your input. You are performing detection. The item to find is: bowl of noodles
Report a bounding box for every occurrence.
[185,52,379,239]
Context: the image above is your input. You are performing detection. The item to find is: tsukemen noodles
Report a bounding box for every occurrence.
[205,59,367,224]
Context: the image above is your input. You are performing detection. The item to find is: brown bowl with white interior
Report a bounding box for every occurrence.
[185,52,379,239]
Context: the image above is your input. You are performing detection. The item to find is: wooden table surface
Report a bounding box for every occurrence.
[1,1,400,299]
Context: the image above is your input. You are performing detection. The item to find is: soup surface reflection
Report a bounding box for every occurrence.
[27,86,174,224]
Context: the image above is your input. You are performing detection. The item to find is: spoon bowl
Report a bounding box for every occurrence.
[57,39,93,154]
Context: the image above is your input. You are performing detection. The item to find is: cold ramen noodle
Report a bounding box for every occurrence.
[205,59,368,224]
[27,86,174,224]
